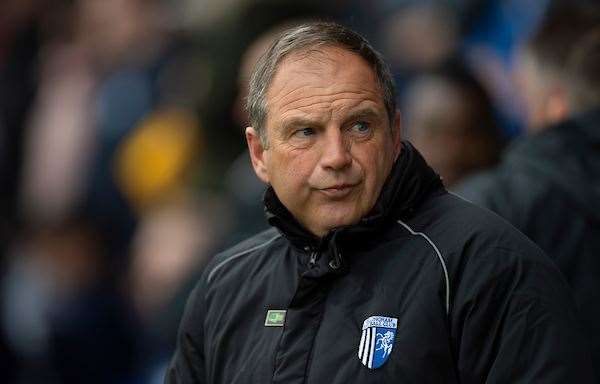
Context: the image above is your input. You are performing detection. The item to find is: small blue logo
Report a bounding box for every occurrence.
[358,316,398,369]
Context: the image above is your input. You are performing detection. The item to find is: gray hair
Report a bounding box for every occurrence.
[246,22,396,146]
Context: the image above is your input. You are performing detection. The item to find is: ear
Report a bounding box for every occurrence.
[245,127,270,184]
[545,87,569,125]
[392,110,403,158]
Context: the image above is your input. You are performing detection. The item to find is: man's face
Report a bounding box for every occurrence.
[246,46,401,237]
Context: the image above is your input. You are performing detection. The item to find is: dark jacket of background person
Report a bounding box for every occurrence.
[456,108,600,377]
[166,143,594,384]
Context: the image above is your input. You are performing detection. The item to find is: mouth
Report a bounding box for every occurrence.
[319,183,359,199]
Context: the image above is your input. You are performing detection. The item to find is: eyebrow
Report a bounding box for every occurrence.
[280,116,320,132]
[344,107,384,124]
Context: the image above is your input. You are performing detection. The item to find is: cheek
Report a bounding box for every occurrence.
[268,151,314,190]
[358,144,393,191]
[374,156,391,187]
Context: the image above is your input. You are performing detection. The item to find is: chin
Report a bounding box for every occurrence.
[319,212,361,232]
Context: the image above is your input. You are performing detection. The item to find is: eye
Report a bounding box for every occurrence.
[292,127,315,138]
[349,121,371,134]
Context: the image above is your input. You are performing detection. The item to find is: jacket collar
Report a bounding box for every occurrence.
[504,107,600,220]
[264,141,444,249]
[507,107,600,161]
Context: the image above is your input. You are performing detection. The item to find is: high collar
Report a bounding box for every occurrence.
[263,141,444,249]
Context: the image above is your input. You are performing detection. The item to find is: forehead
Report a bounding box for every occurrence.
[265,46,385,124]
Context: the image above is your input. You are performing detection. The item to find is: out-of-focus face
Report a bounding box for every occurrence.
[246,46,401,237]
[516,50,569,133]
[404,78,467,186]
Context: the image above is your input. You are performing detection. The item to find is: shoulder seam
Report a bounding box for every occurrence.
[206,234,282,284]
[397,220,450,315]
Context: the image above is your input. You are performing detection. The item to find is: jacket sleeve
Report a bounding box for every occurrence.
[450,245,596,383]
[165,278,207,384]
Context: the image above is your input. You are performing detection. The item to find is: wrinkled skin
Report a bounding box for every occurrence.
[246,46,401,237]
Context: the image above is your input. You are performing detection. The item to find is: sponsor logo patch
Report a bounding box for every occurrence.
[358,316,398,369]
[265,310,286,327]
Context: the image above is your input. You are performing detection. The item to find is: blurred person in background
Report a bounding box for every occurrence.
[402,61,505,188]
[459,0,551,138]
[2,215,138,383]
[167,22,593,383]
[373,0,541,140]
[457,1,600,376]
[2,0,218,382]
[378,2,459,91]
[3,0,154,380]
[0,0,43,238]
[0,0,59,380]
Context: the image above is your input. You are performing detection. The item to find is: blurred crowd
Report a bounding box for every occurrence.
[0,0,598,383]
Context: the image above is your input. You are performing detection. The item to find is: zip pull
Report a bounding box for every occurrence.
[308,250,318,267]
[329,230,343,270]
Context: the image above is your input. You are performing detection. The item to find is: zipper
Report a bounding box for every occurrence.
[328,254,341,270]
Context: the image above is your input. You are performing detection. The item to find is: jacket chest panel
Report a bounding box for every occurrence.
[302,269,455,384]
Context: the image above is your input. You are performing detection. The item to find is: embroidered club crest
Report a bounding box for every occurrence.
[358,316,398,369]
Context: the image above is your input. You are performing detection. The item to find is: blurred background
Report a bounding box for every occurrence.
[0,0,594,382]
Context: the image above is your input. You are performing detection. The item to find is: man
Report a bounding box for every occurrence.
[166,22,594,383]
[457,3,600,376]
[403,62,505,188]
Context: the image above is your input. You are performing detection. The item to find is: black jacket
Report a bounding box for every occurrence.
[167,143,594,383]
[457,109,600,377]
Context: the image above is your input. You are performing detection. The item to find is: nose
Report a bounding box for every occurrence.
[320,128,352,170]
